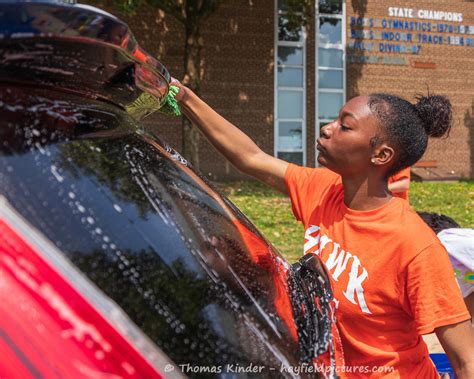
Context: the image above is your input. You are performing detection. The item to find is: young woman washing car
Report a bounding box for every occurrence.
[170,80,473,378]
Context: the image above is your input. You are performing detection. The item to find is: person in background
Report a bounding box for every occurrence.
[388,166,411,200]
[438,228,474,320]
[170,79,473,378]
[418,212,474,320]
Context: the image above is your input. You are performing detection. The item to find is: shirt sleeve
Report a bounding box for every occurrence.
[388,167,411,184]
[284,164,313,222]
[404,243,471,335]
[284,164,340,224]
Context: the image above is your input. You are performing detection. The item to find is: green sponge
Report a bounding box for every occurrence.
[160,85,182,116]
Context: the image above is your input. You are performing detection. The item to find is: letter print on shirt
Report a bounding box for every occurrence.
[304,224,372,314]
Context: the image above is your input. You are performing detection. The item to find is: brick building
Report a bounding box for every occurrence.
[86,0,474,180]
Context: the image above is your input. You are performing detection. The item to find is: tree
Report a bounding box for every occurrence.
[281,0,343,30]
[120,0,223,169]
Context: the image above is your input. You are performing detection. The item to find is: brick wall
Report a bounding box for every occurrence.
[346,0,474,178]
[84,0,474,178]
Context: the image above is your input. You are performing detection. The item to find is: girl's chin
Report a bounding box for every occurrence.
[316,155,327,166]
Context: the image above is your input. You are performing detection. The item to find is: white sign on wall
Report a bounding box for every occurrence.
[388,7,463,22]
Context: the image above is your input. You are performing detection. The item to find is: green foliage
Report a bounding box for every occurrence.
[279,0,314,31]
[118,0,223,25]
[279,0,343,29]
[409,181,473,227]
[219,180,473,263]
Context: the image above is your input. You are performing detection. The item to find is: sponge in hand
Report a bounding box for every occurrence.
[160,85,182,116]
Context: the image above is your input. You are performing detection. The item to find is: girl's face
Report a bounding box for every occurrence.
[316,96,382,177]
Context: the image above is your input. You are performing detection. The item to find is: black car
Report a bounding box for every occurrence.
[0,1,336,377]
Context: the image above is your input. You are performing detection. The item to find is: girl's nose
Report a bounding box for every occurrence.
[320,123,332,138]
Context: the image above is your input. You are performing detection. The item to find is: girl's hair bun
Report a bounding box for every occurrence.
[414,94,452,138]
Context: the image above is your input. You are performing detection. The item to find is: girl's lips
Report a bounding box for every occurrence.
[316,139,325,152]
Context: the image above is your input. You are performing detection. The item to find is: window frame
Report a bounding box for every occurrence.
[315,1,346,166]
[274,1,307,166]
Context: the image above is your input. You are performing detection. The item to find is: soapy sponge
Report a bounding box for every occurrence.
[160,85,182,116]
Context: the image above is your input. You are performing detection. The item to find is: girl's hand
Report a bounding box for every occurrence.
[170,77,186,102]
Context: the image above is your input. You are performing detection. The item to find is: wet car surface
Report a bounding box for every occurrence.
[0,1,336,377]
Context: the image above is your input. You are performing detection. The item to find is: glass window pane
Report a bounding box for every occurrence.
[277,152,303,165]
[278,67,303,87]
[278,121,302,150]
[278,91,303,118]
[279,0,305,12]
[278,0,289,11]
[318,70,343,89]
[318,92,343,119]
[278,46,303,65]
[318,48,343,67]
[279,15,303,42]
[318,0,343,15]
[319,18,341,44]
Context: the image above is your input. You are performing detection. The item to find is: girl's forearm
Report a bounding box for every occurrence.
[179,87,262,173]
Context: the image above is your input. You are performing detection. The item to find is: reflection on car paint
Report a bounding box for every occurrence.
[0,197,179,378]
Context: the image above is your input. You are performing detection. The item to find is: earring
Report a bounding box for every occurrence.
[371,159,376,164]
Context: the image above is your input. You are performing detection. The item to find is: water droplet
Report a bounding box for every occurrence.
[94,350,105,360]
[50,165,64,183]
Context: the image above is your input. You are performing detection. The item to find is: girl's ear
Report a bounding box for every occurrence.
[371,144,394,166]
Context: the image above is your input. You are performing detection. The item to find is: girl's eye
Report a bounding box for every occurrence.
[341,124,350,131]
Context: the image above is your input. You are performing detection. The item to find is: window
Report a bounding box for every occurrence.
[316,0,345,165]
[275,0,306,166]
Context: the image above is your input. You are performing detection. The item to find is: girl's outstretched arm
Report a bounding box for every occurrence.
[174,80,289,194]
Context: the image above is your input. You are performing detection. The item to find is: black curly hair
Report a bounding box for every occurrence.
[417,212,460,234]
[367,93,453,177]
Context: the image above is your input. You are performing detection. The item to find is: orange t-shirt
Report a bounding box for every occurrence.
[388,167,411,200]
[285,164,470,378]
